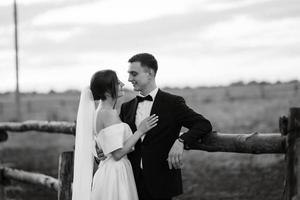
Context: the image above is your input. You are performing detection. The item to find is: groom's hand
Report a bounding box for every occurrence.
[167,139,184,170]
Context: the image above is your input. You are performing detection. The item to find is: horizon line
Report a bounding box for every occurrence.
[0,79,299,94]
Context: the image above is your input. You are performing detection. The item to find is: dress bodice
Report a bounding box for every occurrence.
[94,123,133,156]
[92,123,139,200]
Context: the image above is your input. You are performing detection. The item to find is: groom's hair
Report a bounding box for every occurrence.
[128,53,158,76]
[90,70,118,100]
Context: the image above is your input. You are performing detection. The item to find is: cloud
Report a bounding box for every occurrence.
[198,15,300,54]
[0,0,69,6]
[22,27,83,43]
[32,0,208,26]
[224,0,300,20]
[204,0,272,12]
[1,0,300,92]
[0,0,86,26]
[17,10,229,55]
[42,28,83,42]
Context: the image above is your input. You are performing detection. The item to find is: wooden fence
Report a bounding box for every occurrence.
[0,107,299,200]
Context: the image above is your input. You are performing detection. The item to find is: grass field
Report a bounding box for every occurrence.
[0,83,299,200]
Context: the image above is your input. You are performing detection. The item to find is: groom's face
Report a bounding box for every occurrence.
[128,61,152,92]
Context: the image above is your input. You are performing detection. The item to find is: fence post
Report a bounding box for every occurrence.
[58,151,74,200]
[0,167,5,200]
[1,129,9,200]
[0,130,8,143]
[285,107,300,200]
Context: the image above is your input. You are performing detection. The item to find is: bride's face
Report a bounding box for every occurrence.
[117,79,125,97]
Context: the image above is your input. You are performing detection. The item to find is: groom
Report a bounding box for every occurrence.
[119,53,212,200]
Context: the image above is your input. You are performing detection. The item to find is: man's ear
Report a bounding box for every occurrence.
[148,69,155,78]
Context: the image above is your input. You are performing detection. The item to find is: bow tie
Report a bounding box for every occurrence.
[137,95,153,103]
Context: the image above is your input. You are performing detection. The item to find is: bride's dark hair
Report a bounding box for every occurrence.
[90,70,118,100]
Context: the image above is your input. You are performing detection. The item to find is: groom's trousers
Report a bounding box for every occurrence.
[137,169,172,200]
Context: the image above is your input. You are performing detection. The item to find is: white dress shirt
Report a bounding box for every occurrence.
[135,87,158,141]
[135,87,158,169]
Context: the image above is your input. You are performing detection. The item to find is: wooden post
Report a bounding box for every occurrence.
[0,167,5,200]
[58,151,74,200]
[13,0,22,122]
[0,131,8,199]
[285,107,300,200]
[0,130,8,143]
[0,165,10,200]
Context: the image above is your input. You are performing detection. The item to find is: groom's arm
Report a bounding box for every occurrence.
[174,96,212,148]
[167,96,212,169]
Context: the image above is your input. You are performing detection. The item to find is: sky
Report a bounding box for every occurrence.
[0,0,299,92]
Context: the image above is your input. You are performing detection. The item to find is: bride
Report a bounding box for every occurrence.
[72,70,158,200]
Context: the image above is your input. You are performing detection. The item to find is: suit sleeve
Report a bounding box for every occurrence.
[173,96,212,149]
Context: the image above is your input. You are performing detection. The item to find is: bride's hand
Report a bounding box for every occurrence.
[137,114,159,134]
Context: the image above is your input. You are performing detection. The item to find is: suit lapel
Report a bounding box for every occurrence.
[150,89,162,115]
[143,89,164,143]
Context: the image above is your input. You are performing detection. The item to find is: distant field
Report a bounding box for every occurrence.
[0,83,299,200]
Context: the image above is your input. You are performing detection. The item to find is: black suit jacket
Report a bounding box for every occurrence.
[120,89,212,198]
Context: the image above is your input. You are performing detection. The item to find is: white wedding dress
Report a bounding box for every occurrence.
[91,122,139,200]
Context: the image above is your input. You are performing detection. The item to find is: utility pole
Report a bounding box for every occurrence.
[13,0,21,121]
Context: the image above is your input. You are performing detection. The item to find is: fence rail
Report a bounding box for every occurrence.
[0,121,285,153]
[0,150,73,200]
[0,121,75,135]
[0,167,59,191]
[193,132,285,154]
[0,107,299,200]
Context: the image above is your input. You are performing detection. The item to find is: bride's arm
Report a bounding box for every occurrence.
[111,114,158,161]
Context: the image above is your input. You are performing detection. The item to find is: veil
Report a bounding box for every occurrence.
[72,87,95,200]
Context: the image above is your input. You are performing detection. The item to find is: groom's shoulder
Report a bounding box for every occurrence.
[159,89,184,102]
